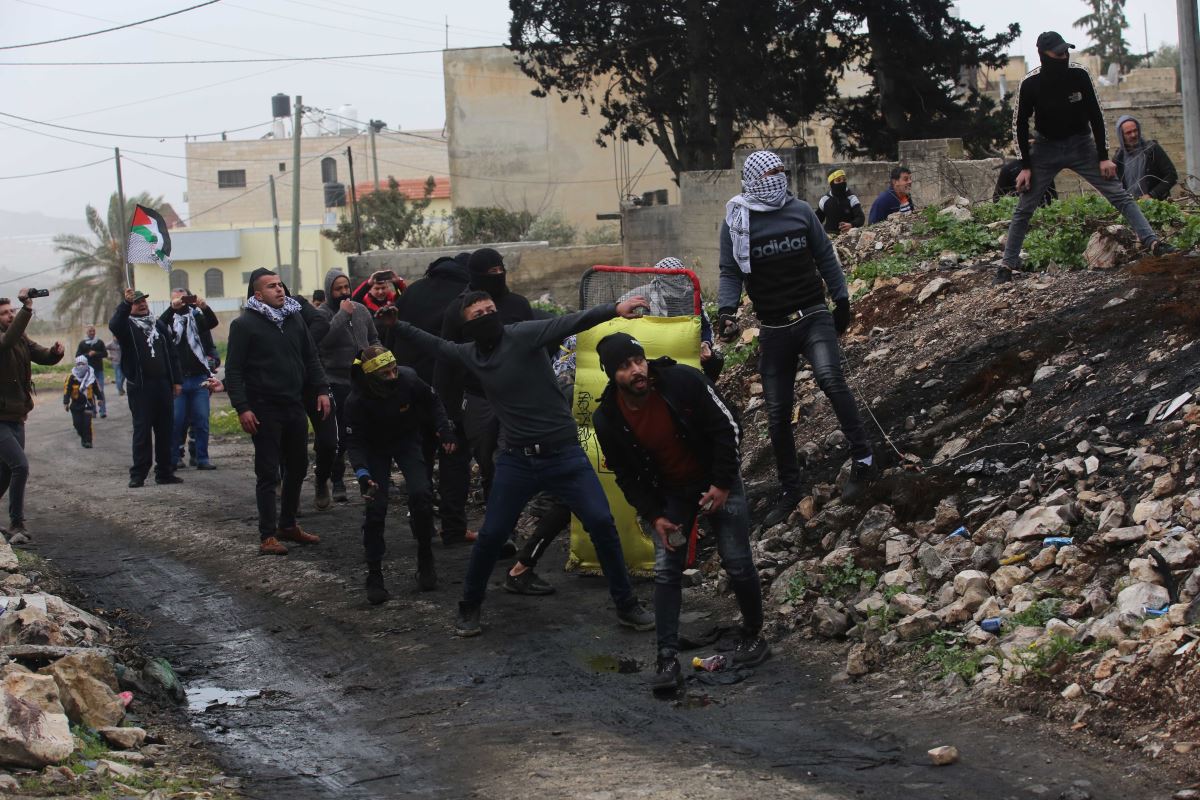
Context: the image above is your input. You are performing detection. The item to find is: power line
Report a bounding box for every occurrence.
[0,0,223,50]
[0,157,110,180]
[0,111,274,141]
[0,47,444,66]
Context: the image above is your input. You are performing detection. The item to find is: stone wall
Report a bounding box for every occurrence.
[621,205,682,268]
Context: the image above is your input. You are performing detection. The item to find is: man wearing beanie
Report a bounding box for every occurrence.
[815,169,865,236]
[996,31,1175,284]
[435,248,534,547]
[592,332,767,691]
[391,289,654,637]
[718,149,875,527]
[225,268,332,556]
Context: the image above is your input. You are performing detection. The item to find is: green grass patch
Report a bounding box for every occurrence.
[723,336,759,369]
[1006,598,1062,629]
[851,253,916,282]
[912,207,997,260]
[821,563,877,597]
[1014,633,1088,679]
[920,630,992,682]
[784,571,809,604]
[209,408,244,437]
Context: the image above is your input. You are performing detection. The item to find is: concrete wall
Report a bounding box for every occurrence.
[442,46,677,233]
[348,242,622,310]
[621,205,683,268]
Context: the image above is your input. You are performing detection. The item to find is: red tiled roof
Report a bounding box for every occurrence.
[355,176,450,201]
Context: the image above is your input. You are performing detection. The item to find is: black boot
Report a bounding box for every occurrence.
[415,544,437,592]
[366,563,390,605]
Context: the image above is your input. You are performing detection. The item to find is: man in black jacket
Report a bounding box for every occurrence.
[75,325,108,418]
[997,31,1175,283]
[592,333,767,691]
[1114,114,1178,201]
[159,289,219,470]
[225,269,332,556]
[815,170,865,235]
[435,248,533,547]
[109,289,182,488]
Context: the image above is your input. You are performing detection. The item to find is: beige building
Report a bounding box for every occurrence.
[443,46,679,233]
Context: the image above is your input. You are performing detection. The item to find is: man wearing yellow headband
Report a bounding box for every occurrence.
[815,169,865,236]
[345,344,456,604]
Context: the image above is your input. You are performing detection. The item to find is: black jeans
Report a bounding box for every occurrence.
[437,419,470,537]
[0,421,28,526]
[304,388,338,487]
[516,499,571,569]
[361,438,434,564]
[330,382,351,484]
[70,407,93,444]
[252,400,309,540]
[463,393,500,500]
[759,312,870,493]
[127,379,175,481]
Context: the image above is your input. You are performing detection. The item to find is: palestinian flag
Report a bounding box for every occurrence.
[127,205,172,270]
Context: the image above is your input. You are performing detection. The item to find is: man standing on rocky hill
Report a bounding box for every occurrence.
[718,150,876,528]
[996,31,1176,284]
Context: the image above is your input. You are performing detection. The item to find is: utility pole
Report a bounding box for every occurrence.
[268,175,282,271]
[114,147,130,289]
[1180,0,1200,192]
[346,146,363,255]
[369,121,380,190]
[290,94,303,290]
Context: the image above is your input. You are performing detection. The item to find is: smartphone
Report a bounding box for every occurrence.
[180,294,198,305]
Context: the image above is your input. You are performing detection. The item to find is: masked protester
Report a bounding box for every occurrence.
[996,31,1176,283]
[435,248,534,549]
[63,356,98,448]
[110,289,183,488]
[74,325,108,418]
[1113,115,1178,201]
[816,170,865,235]
[345,345,455,604]
[393,290,656,637]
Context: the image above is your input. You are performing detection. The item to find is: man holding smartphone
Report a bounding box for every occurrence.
[591,333,767,692]
[160,288,220,469]
[352,269,406,315]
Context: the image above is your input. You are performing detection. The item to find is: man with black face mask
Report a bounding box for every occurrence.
[815,170,865,236]
[435,248,534,547]
[393,290,656,637]
[996,31,1176,284]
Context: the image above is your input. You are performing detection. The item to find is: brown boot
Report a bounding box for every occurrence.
[277,524,320,545]
[259,536,288,556]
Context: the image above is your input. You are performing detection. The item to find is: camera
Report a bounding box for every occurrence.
[180,293,198,305]
[27,289,49,298]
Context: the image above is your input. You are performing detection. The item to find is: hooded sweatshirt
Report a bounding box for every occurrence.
[1113,114,1178,200]
[1013,54,1106,167]
[317,269,380,386]
[391,254,471,383]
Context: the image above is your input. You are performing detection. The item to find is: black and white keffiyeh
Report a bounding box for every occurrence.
[172,309,213,376]
[128,313,161,358]
[246,295,302,329]
[71,355,96,393]
[725,150,790,274]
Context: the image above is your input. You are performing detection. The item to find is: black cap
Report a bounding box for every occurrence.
[467,247,504,275]
[1036,31,1074,56]
[596,332,646,379]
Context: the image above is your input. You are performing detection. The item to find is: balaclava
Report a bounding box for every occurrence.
[468,248,509,300]
[461,310,504,352]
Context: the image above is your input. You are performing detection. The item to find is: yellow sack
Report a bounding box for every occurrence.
[567,315,701,575]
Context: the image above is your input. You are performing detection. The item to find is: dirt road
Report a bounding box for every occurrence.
[19,395,1172,799]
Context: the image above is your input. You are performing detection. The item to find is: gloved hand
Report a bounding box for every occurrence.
[357,473,377,499]
[717,308,738,342]
[833,297,852,335]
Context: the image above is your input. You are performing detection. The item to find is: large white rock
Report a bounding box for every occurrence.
[1116,582,1171,616]
[0,690,73,768]
[39,652,123,730]
[952,570,990,596]
[1008,506,1068,541]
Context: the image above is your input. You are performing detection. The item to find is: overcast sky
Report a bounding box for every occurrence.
[0,0,1184,224]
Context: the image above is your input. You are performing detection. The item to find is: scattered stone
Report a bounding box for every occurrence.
[932,438,970,465]
[1115,582,1170,616]
[952,570,990,596]
[1099,525,1147,547]
[0,690,73,768]
[98,726,147,750]
[889,593,928,616]
[917,277,951,304]
[1061,683,1083,700]
[39,652,123,730]
[811,607,850,639]
[896,610,940,640]
[927,745,959,766]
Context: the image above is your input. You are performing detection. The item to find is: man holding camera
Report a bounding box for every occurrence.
[160,288,219,470]
[74,325,108,418]
[351,269,406,315]
[0,289,64,543]
[110,289,183,488]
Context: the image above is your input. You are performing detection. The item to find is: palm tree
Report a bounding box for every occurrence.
[53,191,163,326]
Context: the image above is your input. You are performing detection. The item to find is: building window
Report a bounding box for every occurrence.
[321,157,338,184]
[278,162,286,172]
[204,268,225,298]
[169,269,189,291]
[217,169,246,188]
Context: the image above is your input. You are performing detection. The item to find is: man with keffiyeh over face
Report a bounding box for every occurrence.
[717,150,876,527]
[63,356,98,448]
[109,289,182,488]
[224,268,332,556]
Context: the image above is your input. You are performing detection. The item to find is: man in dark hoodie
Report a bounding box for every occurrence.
[110,289,183,489]
[316,269,379,506]
[996,31,1175,283]
[1114,115,1178,201]
[225,269,332,556]
[435,248,533,547]
[345,344,455,604]
[815,170,865,235]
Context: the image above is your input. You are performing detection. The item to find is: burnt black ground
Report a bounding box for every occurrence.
[19,391,1174,799]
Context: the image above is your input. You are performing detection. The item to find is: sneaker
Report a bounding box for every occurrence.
[503,568,555,596]
[842,459,878,504]
[81,441,92,449]
[314,481,332,510]
[196,462,216,471]
[6,525,31,547]
[992,266,1013,285]
[1150,239,1178,256]
[259,536,288,556]
[648,653,684,692]
[616,599,655,631]
[155,474,184,485]
[128,477,145,488]
[366,571,390,605]
[763,490,800,528]
[455,601,482,637]
[331,480,348,503]
[415,549,437,592]
[277,524,320,545]
[732,633,772,667]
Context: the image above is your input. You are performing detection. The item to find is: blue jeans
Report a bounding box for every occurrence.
[173,374,210,465]
[652,479,761,655]
[1004,132,1158,267]
[94,369,106,415]
[112,364,125,394]
[462,445,635,608]
[759,312,870,493]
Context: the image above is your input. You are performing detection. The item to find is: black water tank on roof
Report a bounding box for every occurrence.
[324,182,346,207]
[272,93,291,119]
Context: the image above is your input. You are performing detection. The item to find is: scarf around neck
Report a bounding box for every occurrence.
[172,308,212,376]
[725,151,790,274]
[128,313,160,358]
[246,295,302,329]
